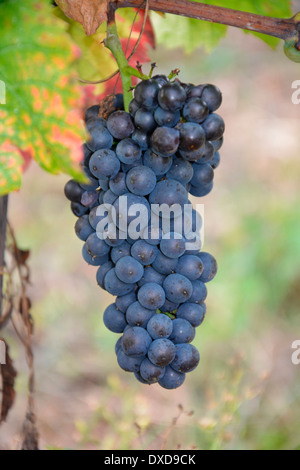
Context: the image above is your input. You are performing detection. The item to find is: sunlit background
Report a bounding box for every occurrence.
[1,6,300,449]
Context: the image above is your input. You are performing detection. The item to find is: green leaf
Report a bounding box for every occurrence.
[151,0,293,53]
[0,0,86,196]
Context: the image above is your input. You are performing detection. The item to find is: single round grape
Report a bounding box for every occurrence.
[115,336,123,355]
[189,182,213,197]
[103,189,118,206]
[160,232,186,259]
[154,107,180,128]
[134,371,150,384]
[183,97,209,124]
[166,158,194,185]
[176,302,205,327]
[152,74,169,88]
[158,366,185,389]
[152,251,178,275]
[109,172,128,196]
[111,240,131,263]
[175,254,203,280]
[82,243,108,266]
[169,318,195,344]
[163,274,193,303]
[147,313,173,339]
[194,141,215,163]
[117,349,144,373]
[148,338,176,367]
[64,180,83,203]
[85,116,107,133]
[171,343,200,373]
[134,79,160,108]
[201,84,222,112]
[131,240,158,266]
[116,138,142,165]
[191,163,214,187]
[134,107,156,133]
[179,122,206,152]
[89,206,110,231]
[121,326,152,356]
[107,111,134,140]
[143,150,173,176]
[81,190,98,208]
[87,125,113,152]
[75,215,94,241]
[151,126,180,157]
[103,303,127,333]
[84,105,100,122]
[115,291,137,313]
[142,225,162,246]
[158,82,186,112]
[126,166,156,196]
[140,358,165,383]
[86,232,111,257]
[137,282,166,310]
[197,251,218,282]
[104,268,135,296]
[96,261,114,289]
[187,85,205,99]
[89,149,120,179]
[115,256,144,284]
[189,280,208,303]
[103,225,126,247]
[126,301,155,327]
[212,136,223,152]
[138,266,166,287]
[202,113,225,141]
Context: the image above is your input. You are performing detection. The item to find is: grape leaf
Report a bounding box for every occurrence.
[151,0,293,53]
[0,0,86,196]
[55,0,108,36]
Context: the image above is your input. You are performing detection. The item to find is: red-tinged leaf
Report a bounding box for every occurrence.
[0,0,87,196]
[0,340,17,423]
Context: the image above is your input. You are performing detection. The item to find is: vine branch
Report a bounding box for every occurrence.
[113,0,300,42]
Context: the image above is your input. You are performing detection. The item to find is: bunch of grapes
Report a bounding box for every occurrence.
[65,74,224,389]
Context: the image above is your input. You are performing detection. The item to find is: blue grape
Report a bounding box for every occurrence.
[111,241,131,263]
[137,282,166,310]
[134,107,156,133]
[151,126,179,157]
[75,215,94,241]
[87,125,113,152]
[140,358,165,383]
[134,79,160,108]
[152,251,178,275]
[138,266,166,287]
[89,149,120,179]
[116,138,142,165]
[183,97,209,124]
[201,84,222,112]
[189,182,213,197]
[82,243,108,266]
[191,163,214,187]
[148,338,175,367]
[115,256,144,284]
[131,240,158,265]
[171,343,200,373]
[84,105,100,123]
[160,232,186,259]
[104,268,135,296]
[71,201,88,217]
[109,172,128,196]
[103,189,118,206]
[107,111,134,140]
[64,180,83,202]
[163,274,193,303]
[158,82,186,112]
[176,302,205,327]
[175,254,203,280]
[154,107,180,128]
[143,150,173,176]
[202,113,225,141]
[166,158,194,185]
[126,301,155,327]
[179,122,206,152]
[210,151,221,169]
[149,180,188,207]
[115,291,137,313]
[161,298,179,313]
[169,318,195,344]
[189,280,208,303]
[86,232,110,257]
[103,303,127,333]
[117,350,144,373]
[142,225,162,245]
[113,193,150,232]
[158,366,185,389]
[126,166,156,196]
[147,314,173,339]
[132,129,150,150]
[96,261,114,289]
[197,252,218,283]
[121,326,152,356]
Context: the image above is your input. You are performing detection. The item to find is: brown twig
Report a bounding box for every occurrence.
[114,0,299,41]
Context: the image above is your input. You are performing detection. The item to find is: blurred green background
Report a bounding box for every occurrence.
[1,18,300,450]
